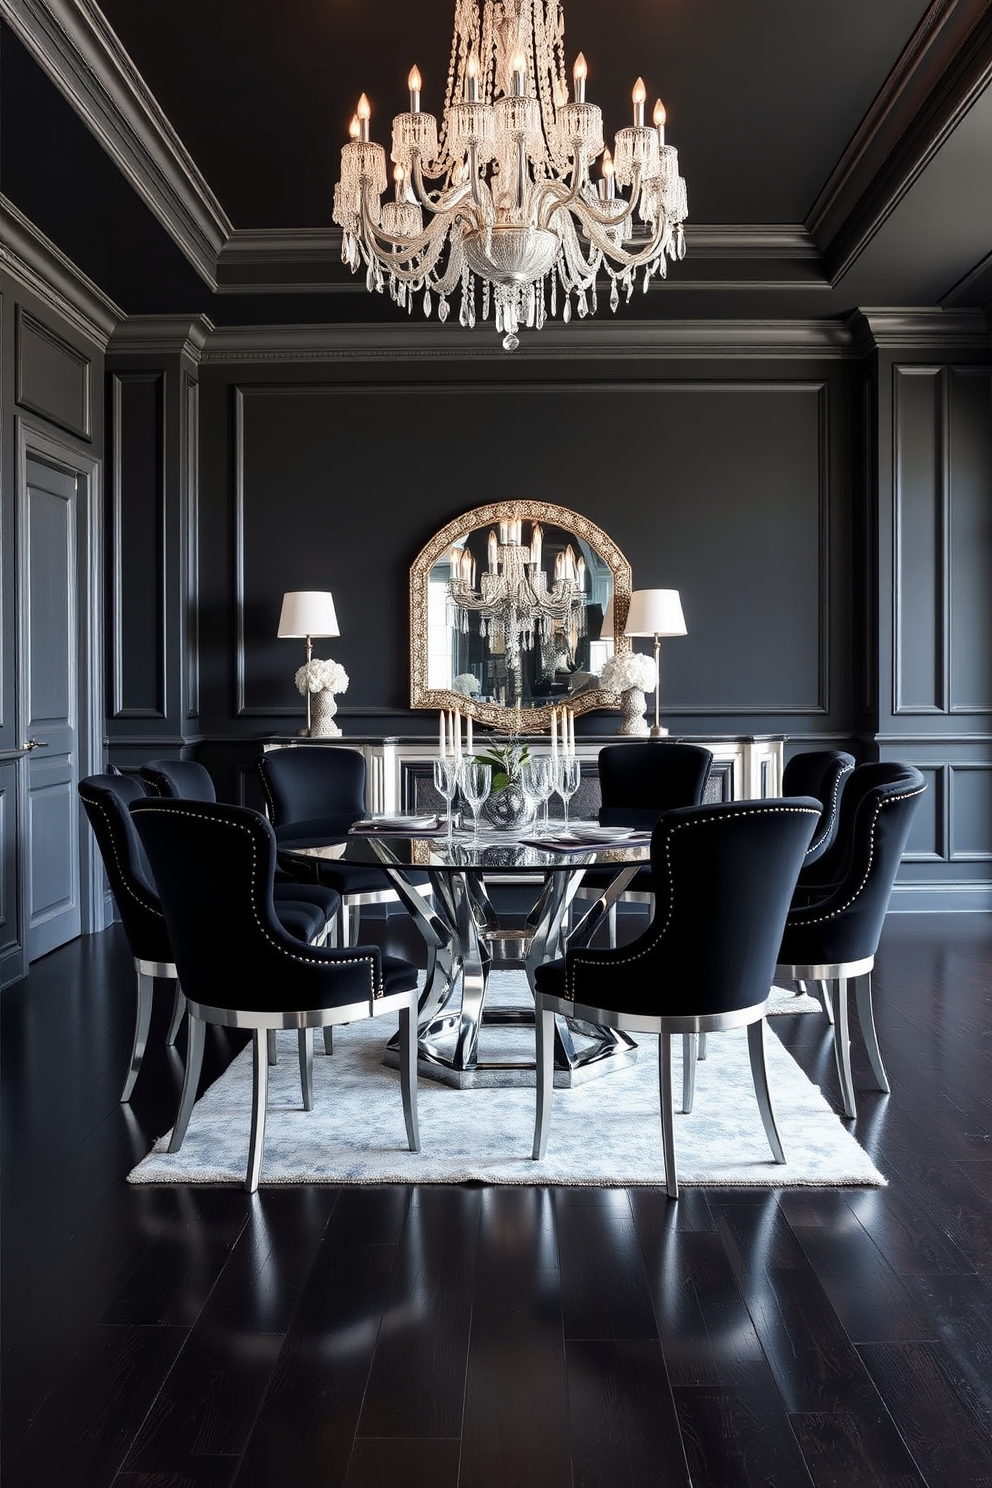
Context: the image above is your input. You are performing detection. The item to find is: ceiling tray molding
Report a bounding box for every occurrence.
[849,306,992,352]
[0,194,122,345]
[0,0,231,287]
[107,315,215,362]
[201,318,856,364]
[808,0,992,283]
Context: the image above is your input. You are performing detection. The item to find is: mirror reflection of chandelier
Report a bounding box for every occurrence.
[448,520,587,696]
[332,0,688,351]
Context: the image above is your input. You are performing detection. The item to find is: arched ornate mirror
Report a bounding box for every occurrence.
[410,501,632,730]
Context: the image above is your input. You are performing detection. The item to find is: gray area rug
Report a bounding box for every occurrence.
[129,973,882,1189]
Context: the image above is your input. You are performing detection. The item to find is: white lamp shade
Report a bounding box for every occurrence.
[277,590,340,638]
[624,588,686,638]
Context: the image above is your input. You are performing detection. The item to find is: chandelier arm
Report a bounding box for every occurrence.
[359,181,468,263]
[409,152,474,217]
[596,209,670,271]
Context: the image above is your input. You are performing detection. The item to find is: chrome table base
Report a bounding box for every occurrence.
[381,853,642,1088]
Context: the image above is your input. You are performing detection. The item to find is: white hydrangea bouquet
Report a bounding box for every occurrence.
[453,672,481,698]
[598,650,657,695]
[295,657,350,696]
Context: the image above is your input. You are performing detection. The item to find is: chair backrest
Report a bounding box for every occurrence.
[78,773,171,962]
[596,742,713,829]
[782,749,855,861]
[130,798,381,1012]
[256,746,367,831]
[780,763,926,966]
[140,759,217,802]
[567,797,821,1016]
[797,758,911,890]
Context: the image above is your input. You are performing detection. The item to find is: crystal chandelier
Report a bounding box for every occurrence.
[332,0,688,350]
[448,520,587,697]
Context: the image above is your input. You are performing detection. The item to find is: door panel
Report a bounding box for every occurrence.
[23,456,80,958]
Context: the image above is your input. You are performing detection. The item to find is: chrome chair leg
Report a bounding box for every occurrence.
[298,1029,314,1111]
[122,966,155,1102]
[323,1027,334,1056]
[747,1020,786,1164]
[399,1005,420,1152]
[855,971,890,1094]
[168,1014,205,1152]
[532,1005,555,1159]
[266,1028,278,1066]
[832,976,857,1118]
[682,1032,697,1113]
[246,1031,270,1193]
[818,979,835,1024]
[165,982,186,1046]
[659,1031,679,1200]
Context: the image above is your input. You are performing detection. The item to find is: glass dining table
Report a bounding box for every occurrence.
[283,820,653,1089]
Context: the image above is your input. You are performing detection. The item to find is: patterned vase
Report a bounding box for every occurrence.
[481,779,537,832]
[616,686,649,736]
[309,689,341,738]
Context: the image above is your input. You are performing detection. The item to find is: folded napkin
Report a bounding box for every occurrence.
[349,814,445,836]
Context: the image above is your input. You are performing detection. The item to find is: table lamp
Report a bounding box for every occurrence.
[624,588,687,737]
[278,590,340,736]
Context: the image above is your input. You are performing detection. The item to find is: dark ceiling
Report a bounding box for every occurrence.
[2,0,992,326]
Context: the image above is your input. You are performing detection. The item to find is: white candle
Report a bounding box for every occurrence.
[466,713,473,753]
[454,709,462,763]
[551,707,558,756]
[439,710,446,756]
[570,709,576,752]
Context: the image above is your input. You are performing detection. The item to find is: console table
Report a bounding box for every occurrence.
[264,734,785,816]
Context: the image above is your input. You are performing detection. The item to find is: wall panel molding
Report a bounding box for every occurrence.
[108,371,167,719]
[14,305,91,439]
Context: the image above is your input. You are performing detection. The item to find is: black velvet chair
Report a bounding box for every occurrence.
[131,797,421,1192]
[776,762,926,1118]
[79,774,335,1102]
[781,748,856,864]
[533,796,821,1198]
[141,756,340,944]
[140,758,216,802]
[256,745,431,945]
[573,741,714,943]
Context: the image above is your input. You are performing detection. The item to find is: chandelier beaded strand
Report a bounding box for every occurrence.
[333,0,688,351]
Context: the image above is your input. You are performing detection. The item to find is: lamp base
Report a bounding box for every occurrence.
[649,724,670,737]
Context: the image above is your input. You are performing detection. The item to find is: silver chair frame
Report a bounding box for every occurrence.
[532,995,785,1199]
[171,990,420,1193]
[124,958,186,1102]
[774,954,883,1119]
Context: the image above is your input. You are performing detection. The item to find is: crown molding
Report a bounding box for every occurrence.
[0,0,231,287]
[808,0,992,282]
[201,318,857,364]
[107,314,215,361]
[847,306,992,352]
[0,194,122,344]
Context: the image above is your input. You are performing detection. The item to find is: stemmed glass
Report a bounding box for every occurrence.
[521,756,554,832]
[555,756,581,829]
[433,756,459,843]
[458,760,491,844]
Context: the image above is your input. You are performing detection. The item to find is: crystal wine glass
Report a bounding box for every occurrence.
[555,755,581,829]
[458,760,491,843]
[521,756,553,832]
[433,756,459,842]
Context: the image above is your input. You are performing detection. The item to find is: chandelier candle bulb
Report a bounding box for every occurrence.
[573,52,587,104]
[632,77,646,127]
[466,51,480,102]
[601,147,615,199]
[654,98,666,146]
[408,65,421,112]
[356,93,371,142]
[512,53,527,97]
[488,530,498,569]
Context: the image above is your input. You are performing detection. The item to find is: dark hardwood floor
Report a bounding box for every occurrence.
[4,909,992,1486]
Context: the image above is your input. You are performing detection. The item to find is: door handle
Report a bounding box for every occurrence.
[20,739,48,751]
